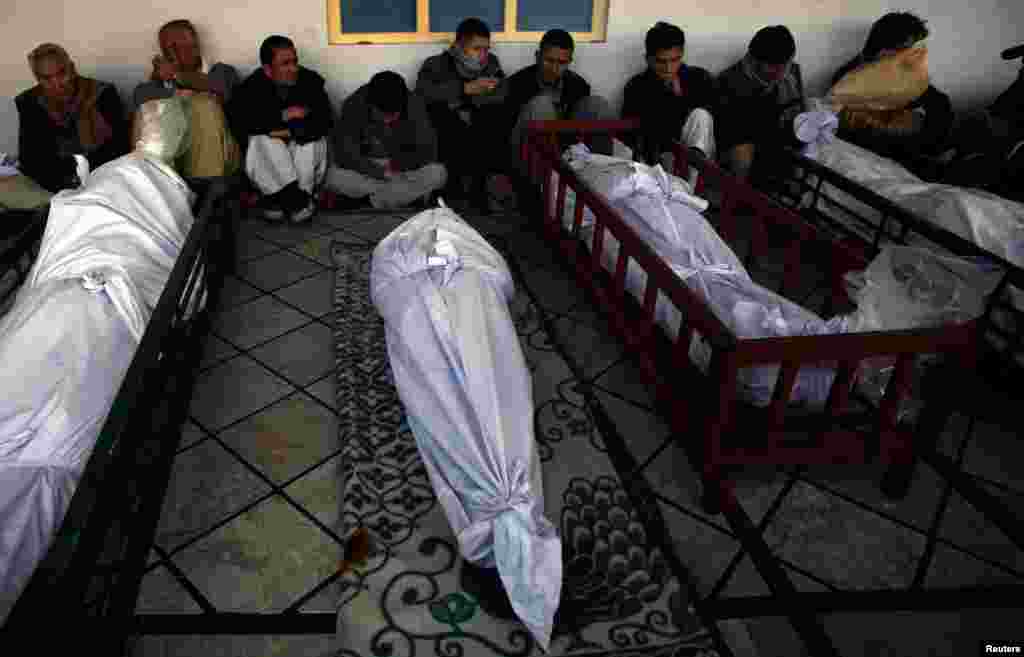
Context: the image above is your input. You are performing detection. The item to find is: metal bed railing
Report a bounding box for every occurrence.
[758,146,1024,378]
[1,177,240,654]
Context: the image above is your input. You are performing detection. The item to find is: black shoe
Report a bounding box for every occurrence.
[256,196,285,221]
[459,560,516,620]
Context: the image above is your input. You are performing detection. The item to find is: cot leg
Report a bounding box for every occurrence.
[700,466,727,515]
[879,461,915,500]
[879,365,959,501]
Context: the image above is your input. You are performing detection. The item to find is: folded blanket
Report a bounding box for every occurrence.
[829,47,930,112]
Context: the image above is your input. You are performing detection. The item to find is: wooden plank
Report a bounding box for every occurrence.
[571,194,585,236]
[767,362,799,434]
[824,360,857,418]
[613,248,628,301]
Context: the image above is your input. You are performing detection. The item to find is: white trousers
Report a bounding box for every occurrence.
[661,108,717,186]
[680,108,716,160]
[326,163,448,209]
[245,135,328,195]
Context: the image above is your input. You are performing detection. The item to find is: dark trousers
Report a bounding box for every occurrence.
[427,104,508,186]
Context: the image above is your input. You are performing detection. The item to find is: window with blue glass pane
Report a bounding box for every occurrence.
[342,0,417,33]
[516,0,593,32]
[430,0,504,33]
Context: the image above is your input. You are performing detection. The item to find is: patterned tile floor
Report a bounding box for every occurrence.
[131,205,1024,656]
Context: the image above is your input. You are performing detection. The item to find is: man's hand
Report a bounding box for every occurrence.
[670,76,683,97]
[383,160,397,178]
[175,88,196,98]
[464,78,498,96]
[152,55,177,83]
[283,106,309,121]
[269,128,292,141]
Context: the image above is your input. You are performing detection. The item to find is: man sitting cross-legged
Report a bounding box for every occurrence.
[228,35,332,223]
[327,71,446,210]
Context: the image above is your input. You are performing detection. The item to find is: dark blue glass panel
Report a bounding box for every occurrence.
[430,0,504,33]
[516,0,593,32]
[342,0,417,33]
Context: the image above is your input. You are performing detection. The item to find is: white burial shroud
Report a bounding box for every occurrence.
[370,206,562,651]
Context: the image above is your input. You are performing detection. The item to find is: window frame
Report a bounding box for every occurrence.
[326,0,608,45]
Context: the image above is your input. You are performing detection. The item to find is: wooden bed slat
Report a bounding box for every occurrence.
[767,361,800,434]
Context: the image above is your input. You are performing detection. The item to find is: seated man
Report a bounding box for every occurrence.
[505,29,615,157]
[328,72,446,210]
[942,47,1023,193]
[228,35,331,223]
[717,25,806,180]
[1,43,129,211]
[622,21,717,183]
[831,12,954,165]
[416,17,508,207]
[132,19,241,178]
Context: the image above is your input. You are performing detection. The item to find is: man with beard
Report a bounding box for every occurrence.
[131,19,241,178]
[2,43,129,210]
[228,35,332,223]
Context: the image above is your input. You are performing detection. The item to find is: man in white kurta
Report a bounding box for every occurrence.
[228,35,331,222]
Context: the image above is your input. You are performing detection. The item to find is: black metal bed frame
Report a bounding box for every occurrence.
[758,146,1024,381]
[0,208,47,311]
[0,177,240,654]
[522,126,1024,657]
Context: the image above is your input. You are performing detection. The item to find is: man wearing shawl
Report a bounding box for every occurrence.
[716,25,807,180]
[416,18,509,209]
[1,43,129,210]
[830,12,954,166]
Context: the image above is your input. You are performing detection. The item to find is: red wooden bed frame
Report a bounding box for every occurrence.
[521,120,1024,657]
[521,120,977,515]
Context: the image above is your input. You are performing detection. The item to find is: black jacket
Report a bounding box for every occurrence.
[228,67,333,145]
[831,56,954,157]
[334,84,438,179]
[15,81,130,192]
[716,59,806,152]
[506,64,591,118]
[621,65,717,159]
[415,50,508,113]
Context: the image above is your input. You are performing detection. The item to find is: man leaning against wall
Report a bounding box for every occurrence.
[2,44,129,212]
[132,19,241,178]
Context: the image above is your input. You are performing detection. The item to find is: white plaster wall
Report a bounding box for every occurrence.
[2,0,1021,155]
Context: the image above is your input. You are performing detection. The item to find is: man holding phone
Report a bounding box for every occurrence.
[416,17,508,210]
[132,19,241,177]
